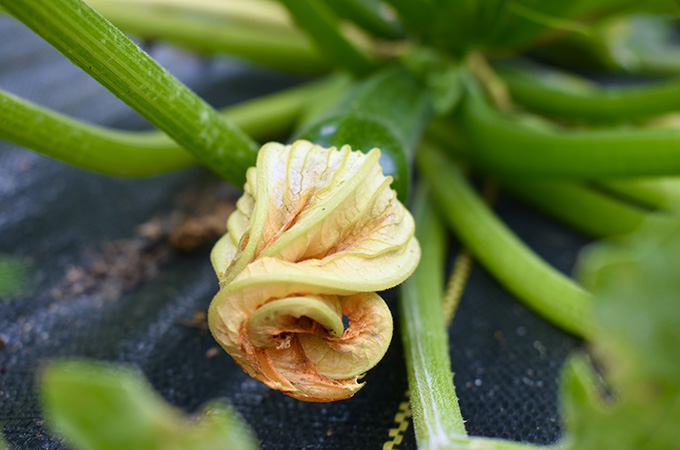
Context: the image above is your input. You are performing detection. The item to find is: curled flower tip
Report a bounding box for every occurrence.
[208,140,420,402]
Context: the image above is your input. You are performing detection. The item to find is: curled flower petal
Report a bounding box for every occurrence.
[208,140,420,401]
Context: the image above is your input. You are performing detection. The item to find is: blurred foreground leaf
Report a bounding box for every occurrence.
[560,219,680,449]
[41,360,258,450]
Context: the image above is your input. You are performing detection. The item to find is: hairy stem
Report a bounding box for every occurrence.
[400,184,466,447]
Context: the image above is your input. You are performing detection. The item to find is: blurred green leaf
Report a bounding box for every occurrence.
[602,14,680,74]
[41,360,258,450]
[559,219,680,449]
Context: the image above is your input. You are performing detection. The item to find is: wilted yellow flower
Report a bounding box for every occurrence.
[208,140,420,401]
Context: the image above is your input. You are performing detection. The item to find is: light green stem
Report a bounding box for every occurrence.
[503,180,649,238]
[594,178,680,214]
[417,144,592,338]
[0,76,345,176]
[1,0,258,186]
[400,184,467,448]
[0,89,195,175]
[87,0,331,74]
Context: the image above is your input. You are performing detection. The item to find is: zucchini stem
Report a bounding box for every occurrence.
[460,79,680,178]
[0,76,345,176]
[87,0,331,74]
[503,179,651,238]
[1,0,258,186]
[400,184,467,448]
[417,144,592,338]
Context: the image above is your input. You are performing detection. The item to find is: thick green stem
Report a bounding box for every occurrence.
[278,0,379,76]
[0,76,344,176]
[460,81,680,179]
[88,0,331,74]
[399,184,466,448]
[401,183,550,450]
[297,66,432,200]
[2,0,258,186]
[417,144,592,337]
[498,63,680,123]
[503,180,650,238]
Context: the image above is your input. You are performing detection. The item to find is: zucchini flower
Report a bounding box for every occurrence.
[208,140,420,402]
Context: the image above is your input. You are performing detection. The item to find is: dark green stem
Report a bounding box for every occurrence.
[278,0,379,76]
[460,81,680,178]
[324,0,402,39]
[498,63,680,123]
[297,66,432,200]
[2,0,258,186]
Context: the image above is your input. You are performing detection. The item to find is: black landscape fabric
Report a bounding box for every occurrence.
[0,16,582,450]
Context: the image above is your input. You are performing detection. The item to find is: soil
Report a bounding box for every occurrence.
[51,180,238,301]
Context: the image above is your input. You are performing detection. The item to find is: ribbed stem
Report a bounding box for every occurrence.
[2,0,259,186]
[400,184,467,448]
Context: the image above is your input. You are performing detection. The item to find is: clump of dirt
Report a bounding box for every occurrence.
[175,310,209,332]
[52,181,237,301]
[168,201,235,252]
